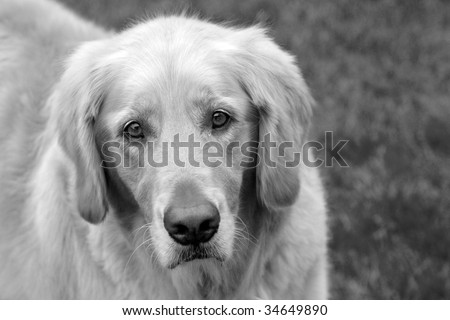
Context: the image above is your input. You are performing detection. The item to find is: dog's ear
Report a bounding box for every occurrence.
[230,27,314,208]
[51,40,118,224]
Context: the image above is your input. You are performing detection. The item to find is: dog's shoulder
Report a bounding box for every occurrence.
[0,0,110,299]
[0,0,108,42]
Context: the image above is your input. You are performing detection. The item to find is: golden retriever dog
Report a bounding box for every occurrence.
[0,0,328,299]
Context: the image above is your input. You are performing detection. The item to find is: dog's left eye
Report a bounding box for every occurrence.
[212,111,230,129]
[123,121,144,138]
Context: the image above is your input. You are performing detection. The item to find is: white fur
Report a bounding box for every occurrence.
[0,0,328,299]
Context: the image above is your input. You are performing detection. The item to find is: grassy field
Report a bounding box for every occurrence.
[59,0,450,299]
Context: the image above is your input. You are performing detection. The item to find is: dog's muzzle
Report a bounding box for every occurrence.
[163,180,222,266]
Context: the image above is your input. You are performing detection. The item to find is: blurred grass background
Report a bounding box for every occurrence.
[57,0,450,299]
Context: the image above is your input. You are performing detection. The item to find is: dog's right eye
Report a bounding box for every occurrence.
[123,121,144,138]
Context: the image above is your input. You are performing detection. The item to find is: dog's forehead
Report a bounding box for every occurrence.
[109,62,245,119]
[100,19,252,131]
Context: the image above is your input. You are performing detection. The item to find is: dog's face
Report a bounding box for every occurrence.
[95,55,257,268]
[54,17,313,270]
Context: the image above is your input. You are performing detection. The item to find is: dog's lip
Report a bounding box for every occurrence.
[167,246,225,269]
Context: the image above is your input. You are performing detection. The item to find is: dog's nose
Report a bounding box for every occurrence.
[164,202,220,245]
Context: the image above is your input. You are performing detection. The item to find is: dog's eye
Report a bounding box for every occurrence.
[123,121,144,138]
[212,111,230,129]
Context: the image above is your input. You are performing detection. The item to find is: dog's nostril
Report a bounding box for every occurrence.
[164,203,220,246]
[199,218,215,232]
[171,224,189,236]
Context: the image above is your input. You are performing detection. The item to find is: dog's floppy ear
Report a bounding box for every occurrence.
[231,27,314,208]
[51,40,118,224]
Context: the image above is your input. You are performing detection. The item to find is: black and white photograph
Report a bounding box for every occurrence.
[0,0,448,305]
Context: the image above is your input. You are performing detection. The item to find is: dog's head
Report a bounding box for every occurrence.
[53,17,313,270]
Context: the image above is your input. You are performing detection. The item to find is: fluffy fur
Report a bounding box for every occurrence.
[0,0,328,299]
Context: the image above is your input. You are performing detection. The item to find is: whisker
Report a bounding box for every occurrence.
[124,237,152,275]
[234,224,257,246]
[124,223,153,275]
[234,216,258,244]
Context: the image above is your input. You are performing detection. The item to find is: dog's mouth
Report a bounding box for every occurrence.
[168,245,225,269]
